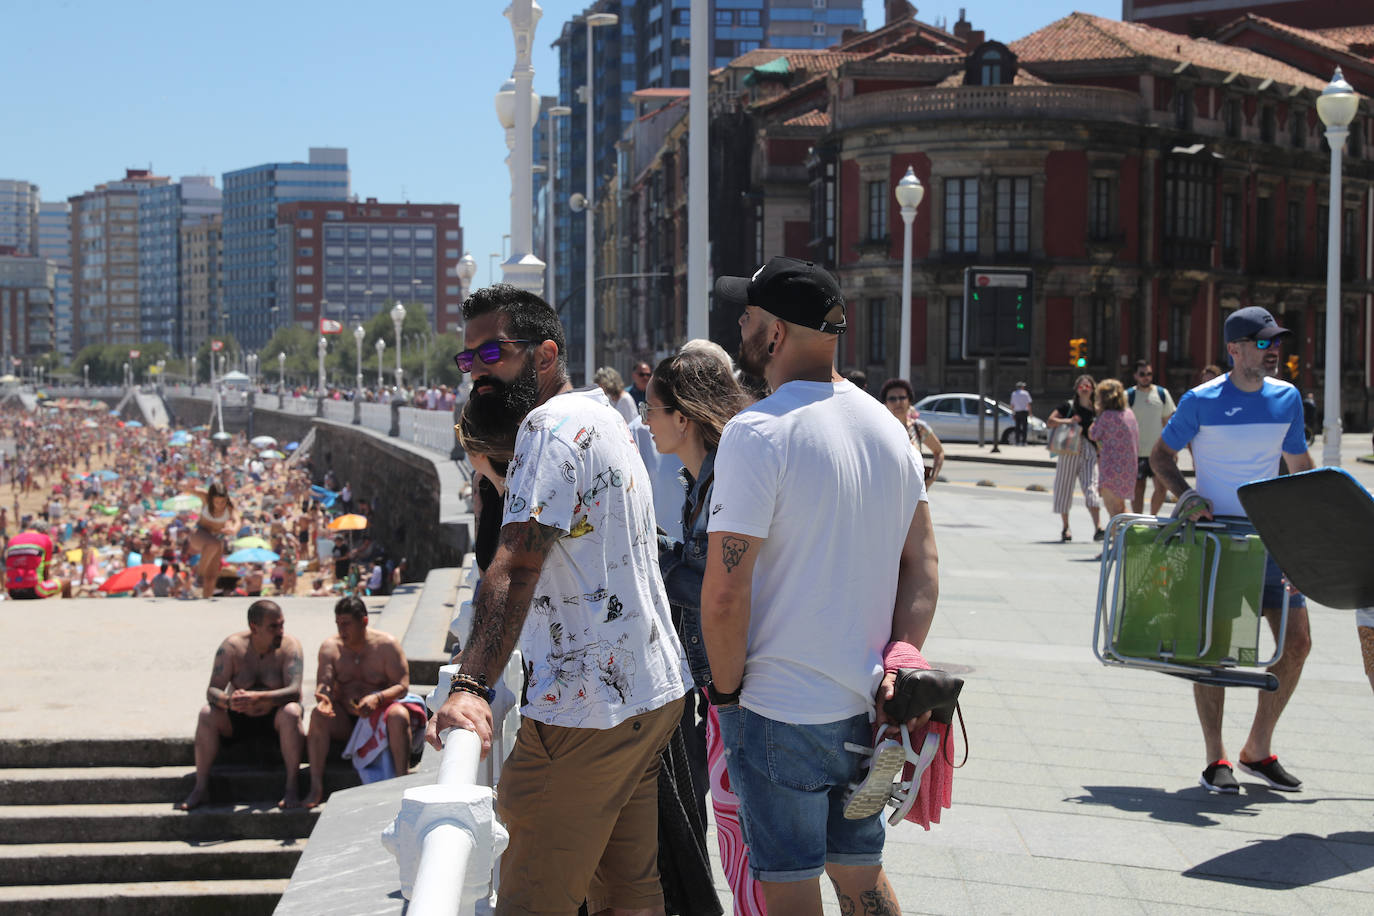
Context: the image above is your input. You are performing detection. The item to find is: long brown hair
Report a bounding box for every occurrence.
[650,351,746,452]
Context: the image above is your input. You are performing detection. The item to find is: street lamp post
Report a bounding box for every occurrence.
[1317,68,1358,468]
[317,337,327,396]
[390,301,406,392]
[457,252,477,335]
[278,351,286,399]
[894,166,925,382]
[580,11,618,384]
[189,357,195,393]
[353,325,365,424]
[375,337,386,390]
[123,362,129,390]
[83,363,89,391]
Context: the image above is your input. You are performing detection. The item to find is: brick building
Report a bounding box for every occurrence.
[644,9,1373,426]
[274,200,464,335]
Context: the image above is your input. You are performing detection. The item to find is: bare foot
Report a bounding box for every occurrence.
[302,787,324,809]
[177,786,208,811]
[278,788,302,809]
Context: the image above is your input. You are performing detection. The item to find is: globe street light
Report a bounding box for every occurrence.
[894,166,925,383]
[390,301,406,391]
[457,252,477,336]
[278,351,286,399]
[83,363,89,391]
[353,325,366,424]
[581,10,618,385]
[1317,67,1358,468]
[375,337,386,390]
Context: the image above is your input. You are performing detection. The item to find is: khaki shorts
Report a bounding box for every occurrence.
[494,699,682,915]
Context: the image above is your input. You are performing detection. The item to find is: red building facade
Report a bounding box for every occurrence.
[706,11,1374,427]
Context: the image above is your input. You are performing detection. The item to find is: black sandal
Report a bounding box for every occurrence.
[1061,528,1072,542]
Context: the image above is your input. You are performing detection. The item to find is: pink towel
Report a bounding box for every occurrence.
[881,641,956,830]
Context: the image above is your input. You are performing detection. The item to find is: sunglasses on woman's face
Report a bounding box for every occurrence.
[453,338,532,373]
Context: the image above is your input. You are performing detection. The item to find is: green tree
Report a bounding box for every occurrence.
[192,334,241,382]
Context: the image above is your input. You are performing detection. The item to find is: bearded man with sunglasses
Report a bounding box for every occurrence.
[1150,306,1314,796]
[429,284,690,915]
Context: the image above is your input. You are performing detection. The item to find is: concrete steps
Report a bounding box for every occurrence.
[0,737,342,913]
[0,878,288,916]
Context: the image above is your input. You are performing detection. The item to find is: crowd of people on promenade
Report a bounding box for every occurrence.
[245,380,468,411]
[0,404,400,602]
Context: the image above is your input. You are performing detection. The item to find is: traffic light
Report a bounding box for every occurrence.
[1069,338,1087,368]
[1286,354,1300,380]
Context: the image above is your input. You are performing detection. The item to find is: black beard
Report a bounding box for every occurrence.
[466,357,540,433]
[737,330,770,378]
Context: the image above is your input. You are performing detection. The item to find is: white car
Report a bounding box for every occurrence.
[912,393,1048,445]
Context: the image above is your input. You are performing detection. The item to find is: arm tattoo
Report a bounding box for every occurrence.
[461,521,560,680]
[721,536,748,574]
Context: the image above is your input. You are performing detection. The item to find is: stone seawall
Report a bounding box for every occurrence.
[163,396,471,580]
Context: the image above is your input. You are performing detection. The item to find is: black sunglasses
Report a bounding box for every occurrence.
[454,339,532,373]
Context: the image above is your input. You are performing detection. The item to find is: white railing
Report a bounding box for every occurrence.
[400,406,457,454]
[834,84,1144,131]
[322,399,354,424]
[359,401,392,435]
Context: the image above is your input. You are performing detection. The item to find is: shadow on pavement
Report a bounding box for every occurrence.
[1067,784,1292,827]
[1183,830,1374,888]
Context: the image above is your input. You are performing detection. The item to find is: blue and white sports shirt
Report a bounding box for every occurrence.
[1160,373,1307,518]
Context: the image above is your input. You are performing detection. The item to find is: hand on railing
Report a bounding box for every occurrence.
[427,690,493,759]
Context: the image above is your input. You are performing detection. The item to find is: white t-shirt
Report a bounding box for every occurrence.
[1010,388,1032,412]
[1128,383,1175,456]
[611,390,637,426]
[710,380,927,724]
[503,388,689,729]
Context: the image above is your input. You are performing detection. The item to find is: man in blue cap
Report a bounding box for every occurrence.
[1150,305,1314,795]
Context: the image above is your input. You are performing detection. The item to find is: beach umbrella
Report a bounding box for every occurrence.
[82,419,98,428]
[309,485,338,508]
[250,435,277,448]
[98,564,162,593]
[190,425,208,432]
[94,469,120,481]
[327,514,368,532]
[125,420,143,428]
[226,547,279,564]
[259,449,285,460]
[163,493,201,512]
[285,441,300,451]
[232,535,271,549]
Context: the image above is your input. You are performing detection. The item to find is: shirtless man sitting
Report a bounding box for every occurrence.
[303,596,411,808]
[179,599,306,810]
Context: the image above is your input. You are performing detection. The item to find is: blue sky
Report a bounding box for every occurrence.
[5,0,1119,292]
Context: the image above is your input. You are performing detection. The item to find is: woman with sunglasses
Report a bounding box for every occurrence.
[643,348,765,915]
[1048,374,1104,542]
[879,378,945,487]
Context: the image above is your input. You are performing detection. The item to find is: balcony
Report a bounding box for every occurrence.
[833,85,1144,132]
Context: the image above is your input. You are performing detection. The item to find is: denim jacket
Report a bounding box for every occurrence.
[656,450,715,686]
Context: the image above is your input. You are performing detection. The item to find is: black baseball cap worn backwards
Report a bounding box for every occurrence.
[715,256,847,334]
[1224,305,1292,344]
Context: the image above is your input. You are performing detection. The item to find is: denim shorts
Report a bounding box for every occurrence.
[1262,552,1306,611]
[715,705,885,882]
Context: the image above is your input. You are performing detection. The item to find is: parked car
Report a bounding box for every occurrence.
[912,393,1048,445]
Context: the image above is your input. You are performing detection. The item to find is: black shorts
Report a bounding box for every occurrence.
[1136,457,1155,482]
[227,709,278,742]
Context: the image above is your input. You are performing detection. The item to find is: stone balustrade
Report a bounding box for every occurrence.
[833,84,1144,132]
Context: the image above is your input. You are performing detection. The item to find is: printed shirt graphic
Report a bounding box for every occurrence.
[503,388,689,729]
[1160,374,1307,518]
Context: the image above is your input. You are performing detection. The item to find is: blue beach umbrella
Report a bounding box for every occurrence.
[226,547,279,564]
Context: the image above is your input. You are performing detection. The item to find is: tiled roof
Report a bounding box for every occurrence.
[872,52,965,64]
[1218,14,1362,59]
[783,109,830,128]
[1010,12,1329,90]
[631,88,690,98]
[729,48,865,74]
[1316,25,1374,55]
[934,68,1049,88]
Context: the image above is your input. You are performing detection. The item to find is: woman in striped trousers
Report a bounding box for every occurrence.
[1048,374,1103,542]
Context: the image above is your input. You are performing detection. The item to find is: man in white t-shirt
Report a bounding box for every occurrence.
[702,257,939,916]
[428,284,689,915]
[1127,359,1175,515]
[1009,381,1032,446]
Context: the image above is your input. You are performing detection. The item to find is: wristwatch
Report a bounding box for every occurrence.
[706,681,741,706]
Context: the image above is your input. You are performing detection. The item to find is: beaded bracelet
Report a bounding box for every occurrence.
[448,673,495,703]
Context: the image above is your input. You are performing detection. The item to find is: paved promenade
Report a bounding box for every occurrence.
[6,441,1373,913]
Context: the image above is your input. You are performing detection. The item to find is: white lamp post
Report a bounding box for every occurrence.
[894,166,925,381]
[390,301,406,391]
[353,325,365,424]
[189,357,195,393]
[375,337,386,390]
[317,336,327,395]
[278,351,286,398]
[546,105,571,310]
[83,363,89,390]
[1317,67,1359,468]
[457,252,477,331]
[579,11,618,384]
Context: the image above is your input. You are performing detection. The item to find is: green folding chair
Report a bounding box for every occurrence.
[1092,513,1286,690]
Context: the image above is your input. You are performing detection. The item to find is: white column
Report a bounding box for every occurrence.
[584,21,597,384]
[502,1,546,295]
[1321,126,1345,468]
[686,0,709,342]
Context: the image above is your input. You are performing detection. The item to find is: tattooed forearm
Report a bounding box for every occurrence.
[721,536,748,573]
